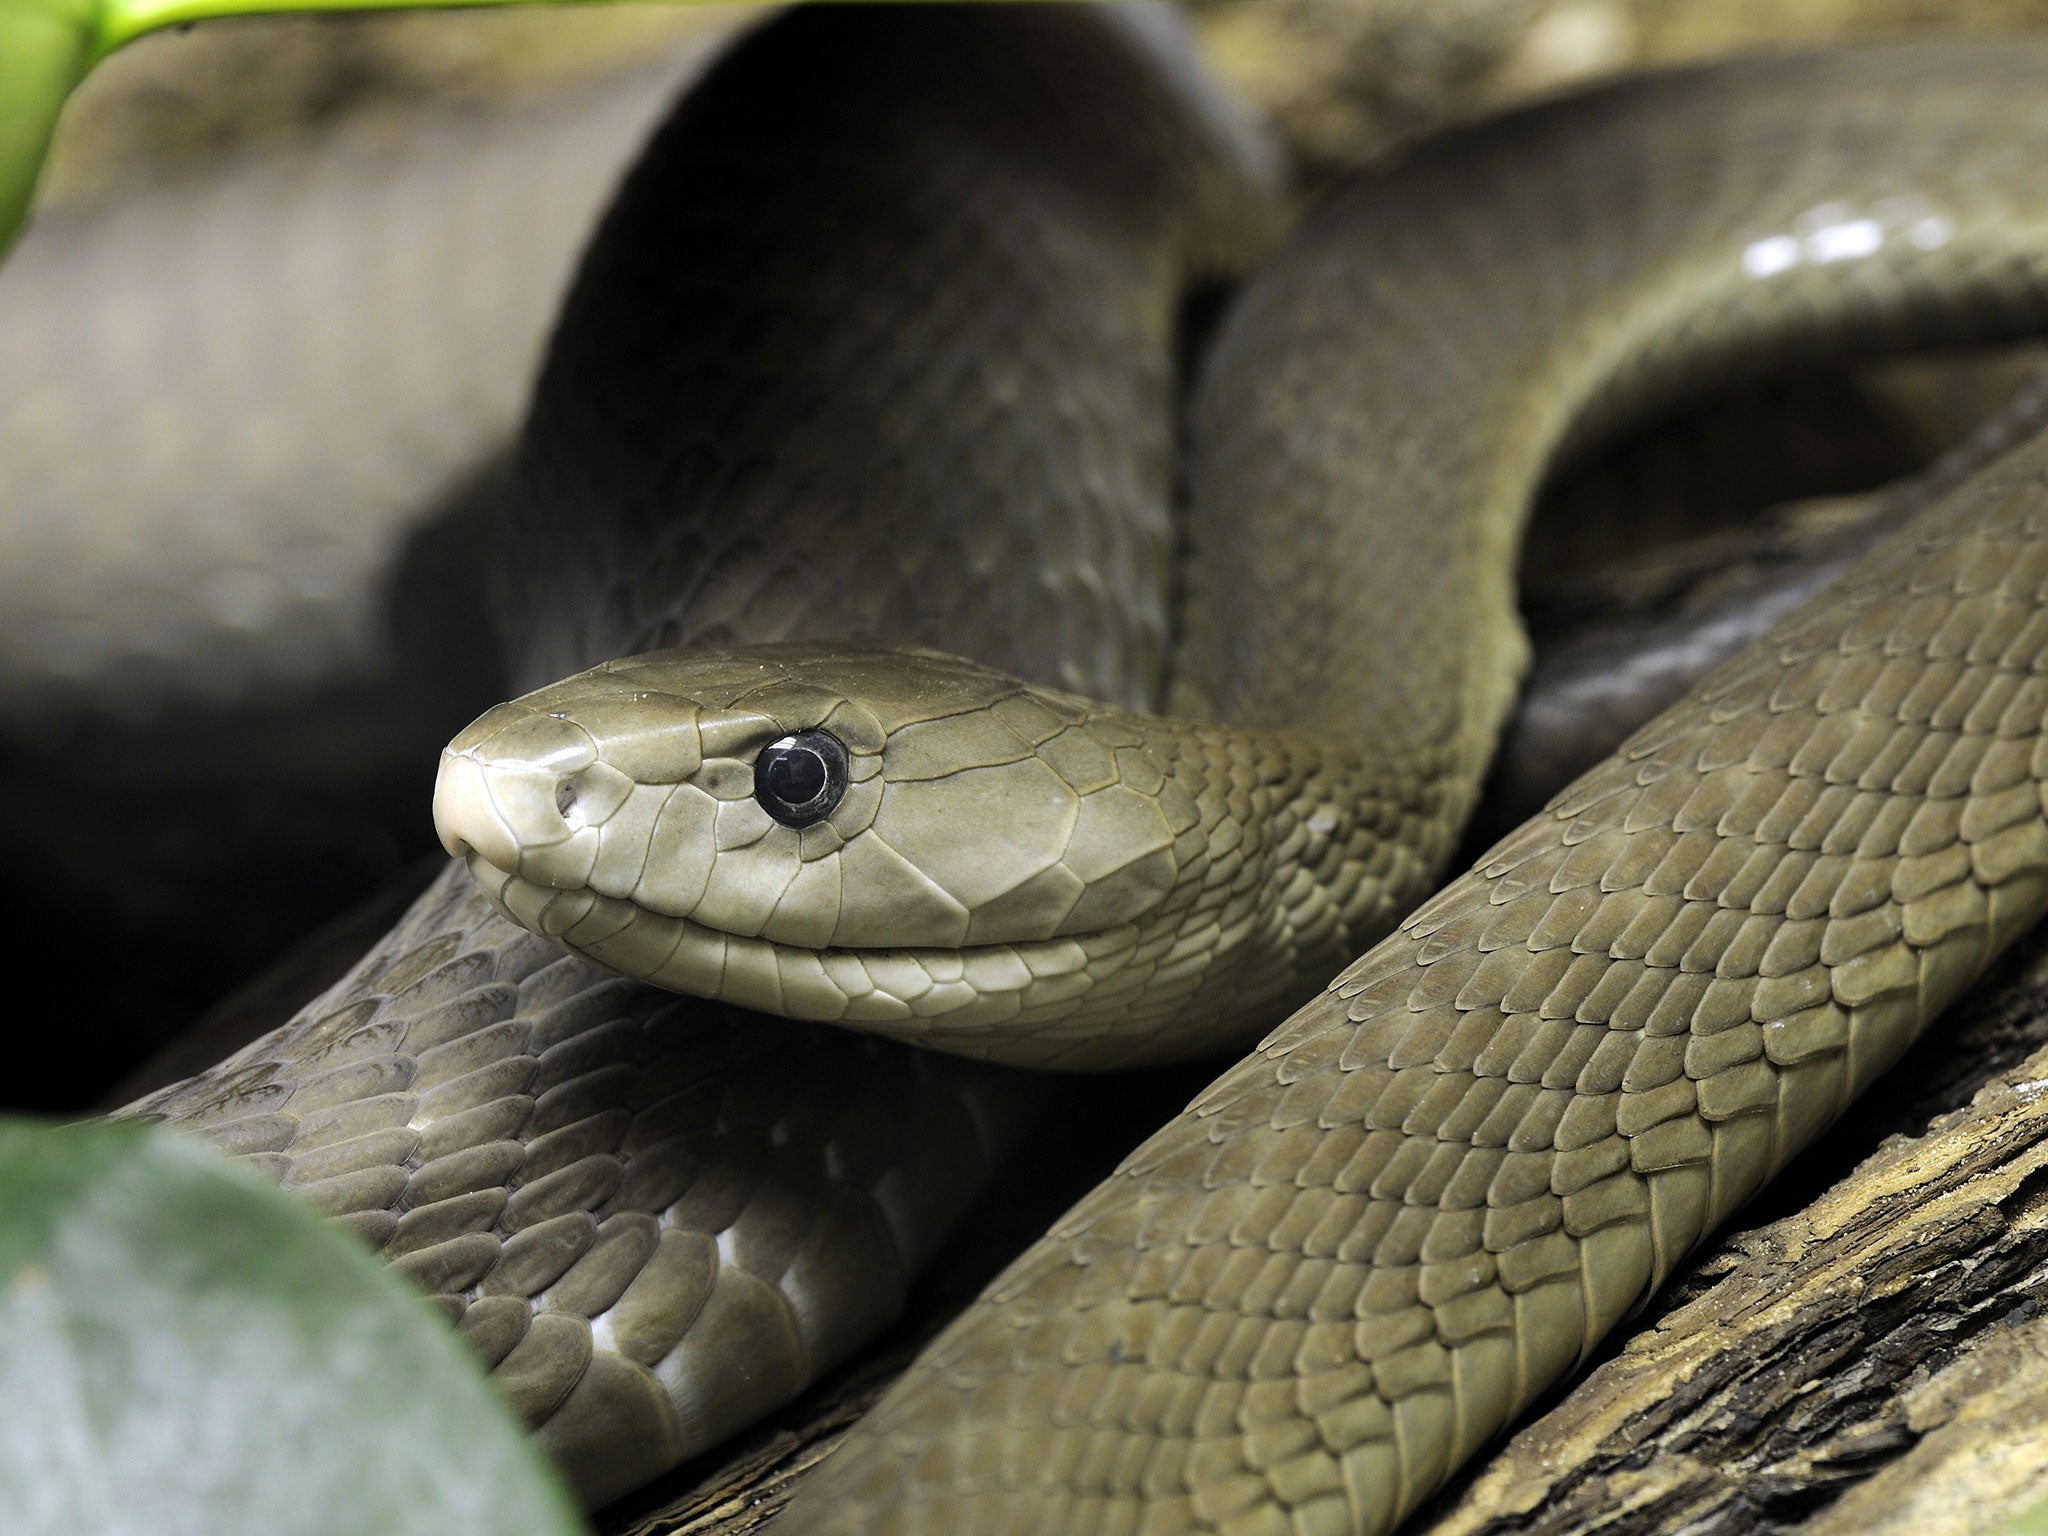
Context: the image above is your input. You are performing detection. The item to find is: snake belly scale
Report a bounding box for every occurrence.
[127,9,2048,1535]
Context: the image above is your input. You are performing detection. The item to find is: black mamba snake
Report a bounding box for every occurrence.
[117,7,2048,1532]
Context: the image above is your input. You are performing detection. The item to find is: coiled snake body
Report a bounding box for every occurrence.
[132,8,2048,1533]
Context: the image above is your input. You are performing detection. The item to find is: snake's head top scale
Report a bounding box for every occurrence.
[434,643,1198,1050]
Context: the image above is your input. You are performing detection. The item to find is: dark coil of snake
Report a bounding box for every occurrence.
[121,6,2048,1534]
[125,1,1272,1511]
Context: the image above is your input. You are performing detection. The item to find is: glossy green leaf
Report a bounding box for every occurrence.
[0,1115,586,1536]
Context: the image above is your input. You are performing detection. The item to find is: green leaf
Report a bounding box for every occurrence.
[0,1116,587,1536]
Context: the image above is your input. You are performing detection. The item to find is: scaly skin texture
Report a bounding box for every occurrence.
[495,6,1278,703]
[129,861,1037,1509]
[456,48,2048,1101]
[126,2,1283,1508]
[1492,362,2048,831]
[123,20,2048,1532]
[777,431,2048,1535]
[760,44,2048,1536]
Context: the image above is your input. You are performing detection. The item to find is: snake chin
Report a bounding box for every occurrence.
[462,850,1184,1069]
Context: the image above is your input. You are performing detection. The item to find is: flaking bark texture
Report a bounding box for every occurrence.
[598,932,2048,1536]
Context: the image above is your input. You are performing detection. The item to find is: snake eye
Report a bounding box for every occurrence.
[753,730,849,827]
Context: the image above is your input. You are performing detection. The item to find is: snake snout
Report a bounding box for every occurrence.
[432,749,500,864]
[434,706,600,874]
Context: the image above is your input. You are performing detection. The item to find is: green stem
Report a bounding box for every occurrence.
[98,0,566,40]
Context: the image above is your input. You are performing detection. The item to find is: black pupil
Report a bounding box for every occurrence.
[765,745,826,805]
[755,730,846,826]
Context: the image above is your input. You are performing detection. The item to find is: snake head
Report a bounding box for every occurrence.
[435,643,1191,1049]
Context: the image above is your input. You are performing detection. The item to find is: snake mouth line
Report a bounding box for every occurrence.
[464,854,1133,1040]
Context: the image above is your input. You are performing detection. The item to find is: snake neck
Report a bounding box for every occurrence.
[1096,717,1478,1067]
[1169,42,2048,972]
[864,711,1478,1073]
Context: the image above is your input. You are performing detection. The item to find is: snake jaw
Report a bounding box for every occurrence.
[463,851,1196,1069]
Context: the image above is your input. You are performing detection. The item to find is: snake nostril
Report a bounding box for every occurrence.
[556,780,577,821]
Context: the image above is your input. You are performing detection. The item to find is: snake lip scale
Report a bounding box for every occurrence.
[125,7,2048,1533]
